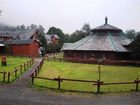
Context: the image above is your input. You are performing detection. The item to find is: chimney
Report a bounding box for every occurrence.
[105,16,108,24]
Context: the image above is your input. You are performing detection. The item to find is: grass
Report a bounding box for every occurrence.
[0,56,29,82]
[34,61,140,93]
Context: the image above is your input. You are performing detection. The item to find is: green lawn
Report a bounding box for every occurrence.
[34,61,140,93]
[0,56,29,82]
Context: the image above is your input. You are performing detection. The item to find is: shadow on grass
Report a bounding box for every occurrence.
[32,85,102,94]
[32,84,139,94]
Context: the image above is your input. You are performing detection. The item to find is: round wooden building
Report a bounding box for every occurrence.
[62,17,132,64]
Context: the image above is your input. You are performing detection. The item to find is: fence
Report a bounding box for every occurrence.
[45,53,63,62]
[0,71,6,82]
[31,75,140,93]
[30,56,140,93]
[0,57,34,83]
[30,58,44,83]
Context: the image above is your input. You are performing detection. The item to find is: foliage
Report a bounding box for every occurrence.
[46,27,65,52]
[82,23,91,35]
[46,43,61,53]
[47,27,65,44]
[129,34,140,60]
[0,23,17,31]
[34,61,140,92]
[68,23,91,43]
[69,30,86,43]
[125,29,136,40]
[130,34,140,51]
[0,23,44,31]
[37,28,47,56]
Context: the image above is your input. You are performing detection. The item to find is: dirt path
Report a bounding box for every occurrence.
[13,58,42,87]
[0,58,140,105]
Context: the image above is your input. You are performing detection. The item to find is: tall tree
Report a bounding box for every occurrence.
[70,30,85,43]
[30,24,37,30]
[130,34,140,52]
[36,26,47,56]
[20,24,26,30]
[46,27,66,52]
[82,23,91,35]
[129,34,140,60]
[47,27,65,44]
[125,30,136,40]
[38,25,45,34]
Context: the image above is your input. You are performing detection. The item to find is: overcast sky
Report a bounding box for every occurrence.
[0,0,140,34]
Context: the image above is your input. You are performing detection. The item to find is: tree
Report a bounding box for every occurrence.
[47,27,65,52]
[125,30,136,40]
[38,25,45,34]
[129,34,140,60]
[47,27,65,44]
[36,27,47,56]
[30,24,37,30]
[63,34,70,43]
[0,10,2,16]
[20,25,26,30]
[130,34,140,52]
[82,23,91,35]
[46,43,61,53]
[70,30,85,42]
[16,25,20,30]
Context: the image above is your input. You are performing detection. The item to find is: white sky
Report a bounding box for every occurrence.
[0,0,140,34]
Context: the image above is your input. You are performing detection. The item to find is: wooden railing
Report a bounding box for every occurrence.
[30,58,44,83]
[30,57,140,93]
[0,71,6,82]
[0,57,34,83]
[45,53,63,62]
[31,75,140,93]
[93,79,140,93]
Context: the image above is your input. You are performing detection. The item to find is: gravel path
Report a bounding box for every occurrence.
[0,58,140,105]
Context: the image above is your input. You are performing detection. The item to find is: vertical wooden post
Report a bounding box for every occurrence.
[39,65,41,71]
[8,72,10,83]
[27,61,28,68]
[30,60,32,66]
[58,76,61,89]
[31,59,33,65]
[32,57,34,64]
[97,80,100,93]
[31,73,34,84]
[38,66,40,74]
[20,65,22,74]
[3,72,6,82]
[135,78,139,91]
[15,68,17,78]
[37,65,39,71]
[35,69,37,77]
[24,63,26,70]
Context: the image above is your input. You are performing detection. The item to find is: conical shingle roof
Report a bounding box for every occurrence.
[63,33,131,52]
[63,17,131,52]
[91,17,122,33]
